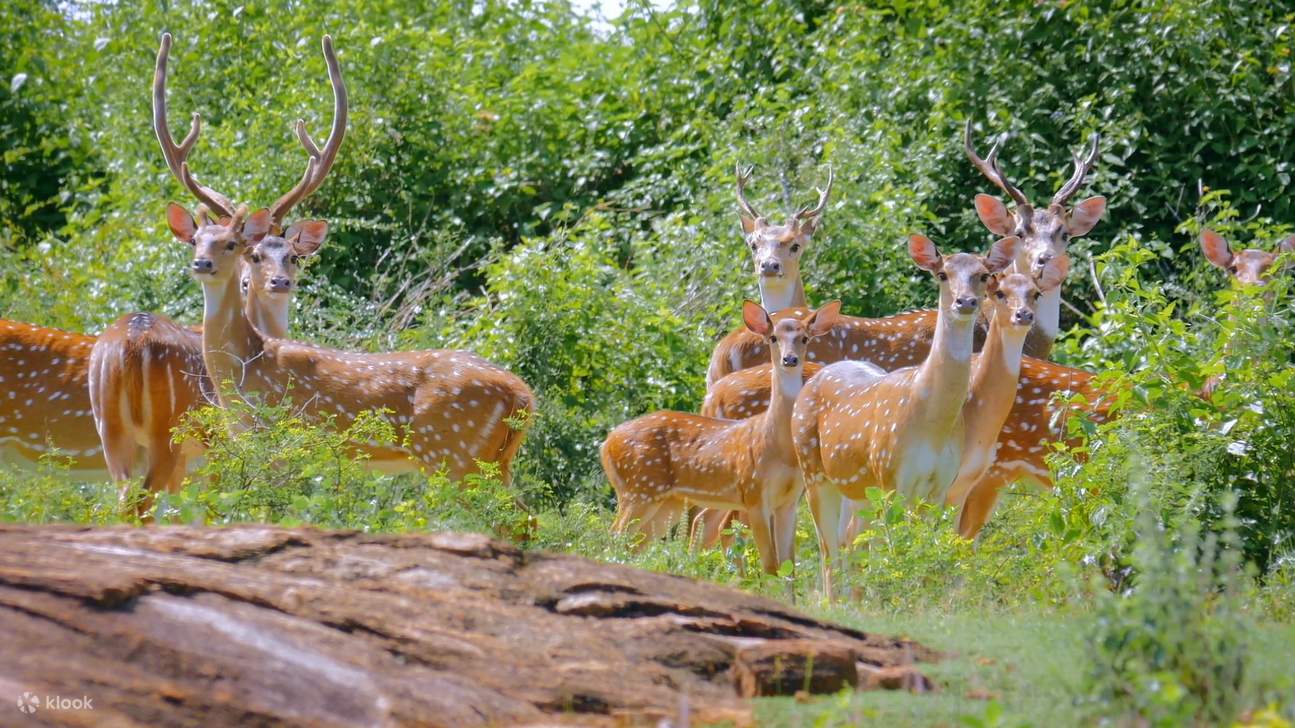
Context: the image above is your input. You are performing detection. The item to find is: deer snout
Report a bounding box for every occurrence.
[1012,308,1035,325]
[781,353,799,368]
[268,276,293,292]
[191,258,215,275]
[1032,253,1053,273]
[759,258,783,276]
[954,295,979,314]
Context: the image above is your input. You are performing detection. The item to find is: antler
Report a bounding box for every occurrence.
[795,165,834,221]
[964,120,1030,209]
[1050,132,1100,208]
[270,35,348,225]
[153,32,236,218]
[735,163,763,221]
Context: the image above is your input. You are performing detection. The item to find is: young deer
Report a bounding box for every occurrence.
[705,165,945,387]
[792,234,1016,595]
[943,258,1069,512]
[0,321,104,475]
[176,200,534,483]
[602,301,841,573]
[964,120,1105,359]
[88,32,345,508]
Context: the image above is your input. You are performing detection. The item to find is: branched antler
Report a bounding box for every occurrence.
[270,35,348,225]
[795,166,834,221]
[964,119,1030,209]
[1050,133,1100,208]
[735,163,763,221]
[154,32,236,218]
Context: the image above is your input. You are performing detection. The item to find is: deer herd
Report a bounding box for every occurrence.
[1,35,1291,598]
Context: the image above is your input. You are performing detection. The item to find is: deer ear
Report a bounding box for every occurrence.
[741,300,772,337]
[242,208,274,243]
[740,214,761,235]
[807,300,842,337]
[166,203,197,243]
[909,234,942,272]
[1067,196,1106,237]
[1037,254,1070,291]
[984,236,1018,273]
[286,220,329,256]
[1280,235,1295,255]
[1200,229,1233,269]
[974,194,1015,236]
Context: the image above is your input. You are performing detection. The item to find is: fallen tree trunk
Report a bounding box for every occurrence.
[0,525,935,726]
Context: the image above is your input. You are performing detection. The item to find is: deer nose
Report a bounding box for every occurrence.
[191,259,214,274]
[760,259,782,275]
[1033,253,1053,271]
[1013,309,1035,325]
[782,354,799,368]
[955,295,979,312]
[269,276,293,291]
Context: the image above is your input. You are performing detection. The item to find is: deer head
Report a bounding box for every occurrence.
[241,212,328,299]
[987,255,1070,330]
[964,121,1105,279]
[735,164,833,281]
[1201,229,1295,287]
[909,234,1018,322]
[742,299,842,370]
[154,32,345,284]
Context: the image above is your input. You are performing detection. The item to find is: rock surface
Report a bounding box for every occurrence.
[0,525,936,726]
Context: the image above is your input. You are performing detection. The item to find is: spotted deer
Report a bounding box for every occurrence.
[602,301,841,573]
[88,33,344,510]
[705,165,944,388]
[1200,229,1294,287]
[0,321,103,475]
[963,120,1105,359]
[792,234,1017,595]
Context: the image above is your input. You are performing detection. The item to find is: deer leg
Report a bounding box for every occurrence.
[747,502,778,575]
[958,473,1007,539]
[807,484,843,601]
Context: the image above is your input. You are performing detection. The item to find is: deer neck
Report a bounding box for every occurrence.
[244,289,291,339]
[760,362,803,458]
[758,276,807,314]
[199,272,264,405]
[1034,284,1061,344]
[966,313,1028,438]
[913,291,976,422]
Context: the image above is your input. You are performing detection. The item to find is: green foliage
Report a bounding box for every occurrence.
[1083,482,1251,726]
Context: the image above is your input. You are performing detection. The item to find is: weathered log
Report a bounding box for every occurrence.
[0,525,936,726]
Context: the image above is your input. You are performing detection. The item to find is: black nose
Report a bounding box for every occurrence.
[760,259,781,274]
[269,276,293,291]
[955,295,978,311]
[1013,309,1034,324]
[191,259,214,273]
[782,354,799,367]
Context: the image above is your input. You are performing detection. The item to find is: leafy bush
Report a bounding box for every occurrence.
[1083,482,1250,726]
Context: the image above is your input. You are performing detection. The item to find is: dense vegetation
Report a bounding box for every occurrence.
[3,1,1293,724]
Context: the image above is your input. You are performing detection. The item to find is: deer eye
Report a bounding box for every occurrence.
[994,290,1006,299]
[750,243,758,252]
[980,273,990,283]
[769,336,776,343]
[801,336,808,343]
[290,255,303,266]
[1033,291,1042,300]
[225,241,237,251]
[937,272,948,281]
[790,243,800,253]
[1059,232,1070,242]
[250,253,262,263]
[1228,265,1238,274]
